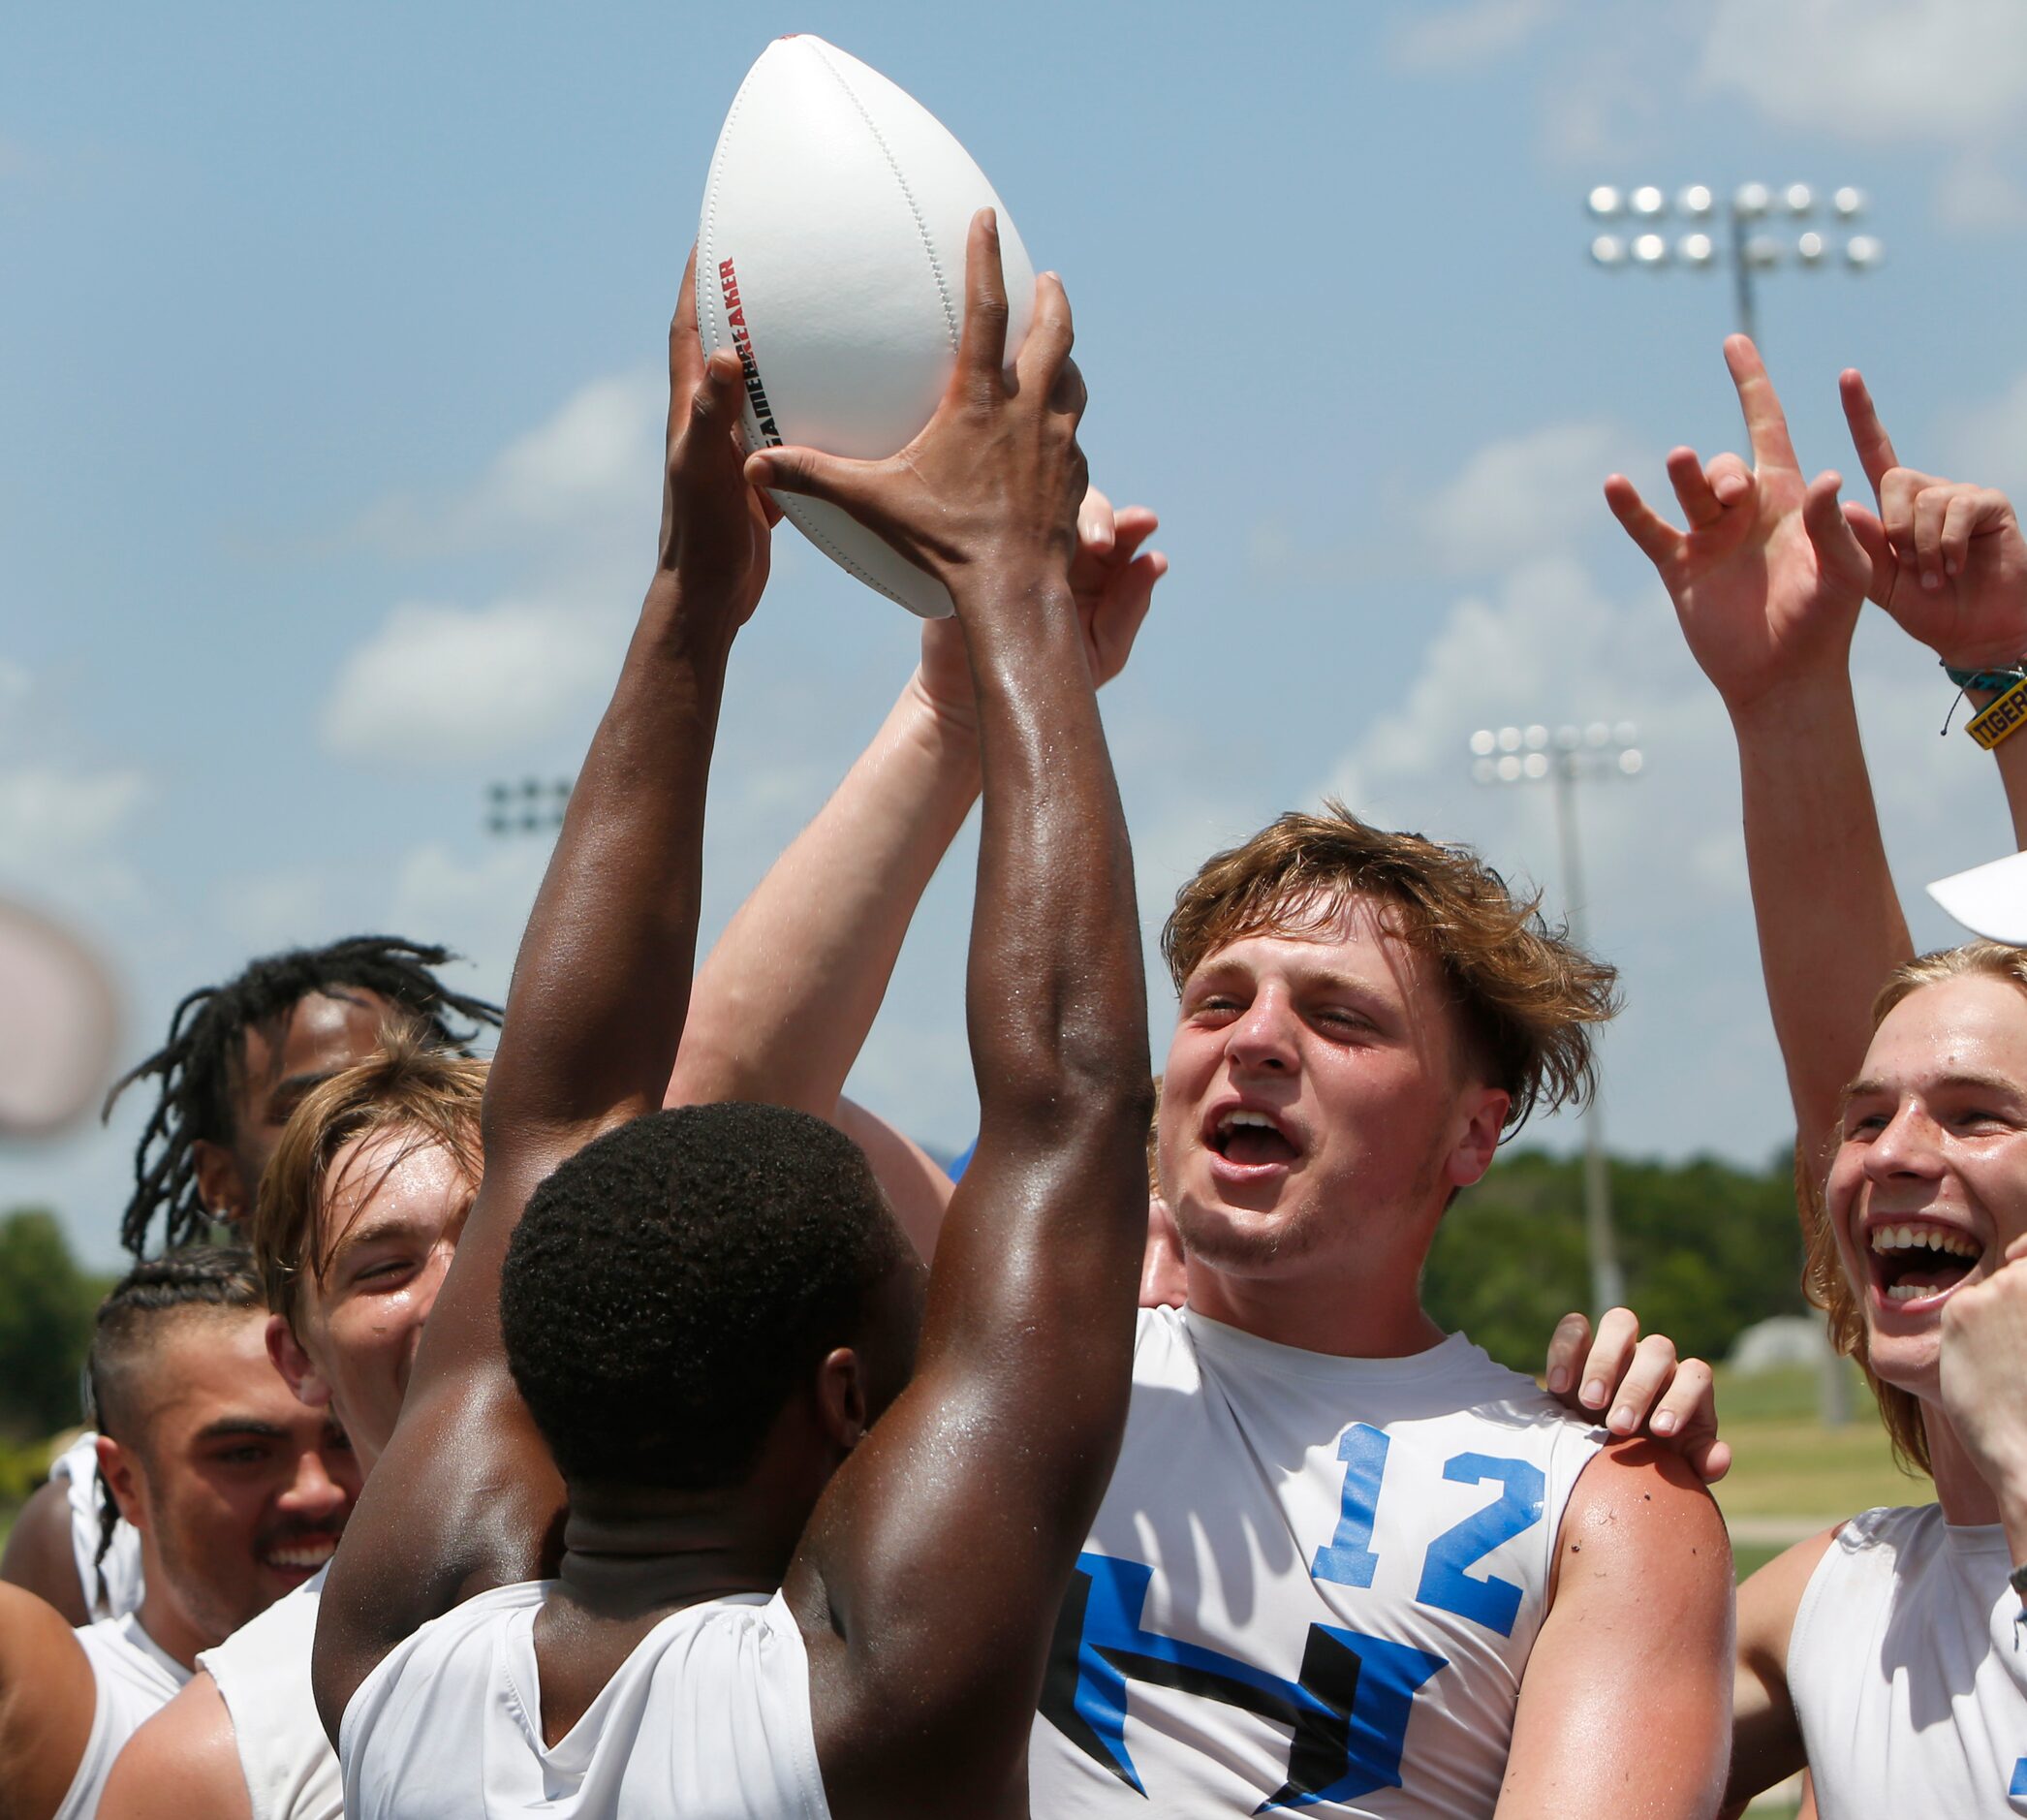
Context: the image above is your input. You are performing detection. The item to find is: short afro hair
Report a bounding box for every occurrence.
[499,1102,912,1491]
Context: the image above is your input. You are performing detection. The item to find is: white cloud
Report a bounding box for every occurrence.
[0,765,149,909]
[1934,363,2027,504]
[1699,0,2027,141]
[1935,149,2027,231]
[320,595,629,766]
[356,368,664,574]
[1413,422,1636,574]
[1389,0,1563,72]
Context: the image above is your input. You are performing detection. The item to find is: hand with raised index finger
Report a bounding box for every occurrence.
[1604,335,1872,718]
[1839,369,2027,673]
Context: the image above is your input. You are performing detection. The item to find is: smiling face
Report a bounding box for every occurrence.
[270,1125,475,1472]
[1158,894,1509,1333]
[100,1308,358,1664]
[1827,972,2027,1401]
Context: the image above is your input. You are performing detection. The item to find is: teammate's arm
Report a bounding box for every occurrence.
[98,1671,253,1820]
[0,1583,100,1820]
[1498,1443,1733,1818]
[1718,1528,1836,1819]
[1606,336,1898,1196]
[754,213,1152,1818]
[312,253,771,1737]
[0,1483,91,1626]
[665,493,1162,1260]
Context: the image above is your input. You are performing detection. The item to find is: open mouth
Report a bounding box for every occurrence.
[1867,1220,1982,1307]
[261,1533,340,1577]
[1207,1107,1300,1170]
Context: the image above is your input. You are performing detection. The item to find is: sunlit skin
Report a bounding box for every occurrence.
[191,988,398,1225]
[1827,974,2027,1407]
[98,1311,359,1669]
[267,1128,474,1473]
[1157,895,1508,1359]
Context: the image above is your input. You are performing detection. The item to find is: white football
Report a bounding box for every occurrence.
[697,35,1035,618]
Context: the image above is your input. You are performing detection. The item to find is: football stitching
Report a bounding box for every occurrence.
[805,39,960,355]
[781,496,939,615]
[702,69,762,453]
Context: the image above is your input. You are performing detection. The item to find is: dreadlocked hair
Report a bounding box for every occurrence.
[105,936,502,1256]
[85,1246,264,1613]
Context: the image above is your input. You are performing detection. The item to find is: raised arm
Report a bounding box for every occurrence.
[750,214,1153,1817]
[1838,371,2027,851]
[665,494,1162,1257]
[1606,336,1896,1192]
[313,255,772,1731]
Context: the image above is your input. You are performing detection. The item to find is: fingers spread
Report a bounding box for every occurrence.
[1725,333,1801,472]
[1544,1311,1593,1396]
[1667,446,1727,528]
[1802,470,1872,599]
[1606,1333,1680,1436]
[1603,475,1682,567]
[1843,501,1892,603]
[1840,367,1899,497]
[1578,1305,1641,1413]
[954,208,1012,394]
[744,443,856,508]
[1021,271,1077,408]
[1078,487,1118,555]
[690,348,746,429]
[670,245,706,412]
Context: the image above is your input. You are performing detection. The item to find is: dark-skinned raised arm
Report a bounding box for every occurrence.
[747,211,1155,1818]
[312,252,775,1738]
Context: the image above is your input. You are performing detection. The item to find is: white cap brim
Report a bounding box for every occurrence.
[1926,850,2027,944]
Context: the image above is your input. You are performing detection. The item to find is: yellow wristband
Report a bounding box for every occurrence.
[1968,677,2027,749]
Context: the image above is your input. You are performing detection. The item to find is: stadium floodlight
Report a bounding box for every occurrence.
[1469,722,1642,1315]
[484,775,574,837]
[1584,179,1882,343]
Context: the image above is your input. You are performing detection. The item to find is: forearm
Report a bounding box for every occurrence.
[927,575,1151,1343]
[668,675,980,1114]
[484,580,735,1146]
[1731,680,1910,1184]
[1976,692,2027,851]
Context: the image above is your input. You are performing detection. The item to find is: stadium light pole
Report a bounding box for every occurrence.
[1585,183,1882,345]
[1470,722,1642,1318]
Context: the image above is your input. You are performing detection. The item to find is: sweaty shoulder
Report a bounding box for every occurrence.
[1555,1436,1731,1583]
[98,1671,252,1820]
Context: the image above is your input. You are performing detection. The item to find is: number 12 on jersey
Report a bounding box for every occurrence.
[1311,1425,1544,1639]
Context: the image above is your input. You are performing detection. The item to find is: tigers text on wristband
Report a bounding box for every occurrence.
[1968,678,2027,750]
[1946,661,2027,694]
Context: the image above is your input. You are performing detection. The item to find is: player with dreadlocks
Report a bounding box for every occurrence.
[108,934,501,1257]
[0,1248,356,1820]
[0,935,498,1630]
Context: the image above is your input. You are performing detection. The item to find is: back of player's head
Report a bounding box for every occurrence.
[1162,802,1619,1134]
[105,935,502,1256]
[499,1103,916,1491]
[255,1021,487,1334]
[87,1245,265,1450]
[1801,939,2027,1479]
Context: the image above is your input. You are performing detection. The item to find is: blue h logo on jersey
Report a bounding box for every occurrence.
[1043,1553,1447,1811]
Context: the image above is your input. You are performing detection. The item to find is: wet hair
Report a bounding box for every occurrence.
[106,937,502,1256]
[85,1246,265,1608]
[1804,940,2027,1478]
[500,1103,913,1491]
[1162,801,1619,1135]
[254,1021,486,1334]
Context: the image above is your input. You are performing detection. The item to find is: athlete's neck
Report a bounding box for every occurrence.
[552,1480,803,1616]
[1922,1405,2007,1530]
[1184,1259,1445,1359]
[132,1583,206,1672]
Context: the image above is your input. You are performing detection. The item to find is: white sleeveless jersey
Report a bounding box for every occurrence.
[54,1612,190,1820]
[339,1580,830,1819]
[1029,1308,1606,1817]
[197,1564,339,1820]
[49,1431,144,1620]
[1790,1503,2027,1817]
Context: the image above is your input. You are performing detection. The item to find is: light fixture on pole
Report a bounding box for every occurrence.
[1470,721,1641,1317]
[484,776,573,837]
[1585,182,1881,345]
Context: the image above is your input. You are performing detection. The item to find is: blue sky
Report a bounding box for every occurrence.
[9,0,2027,1265]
